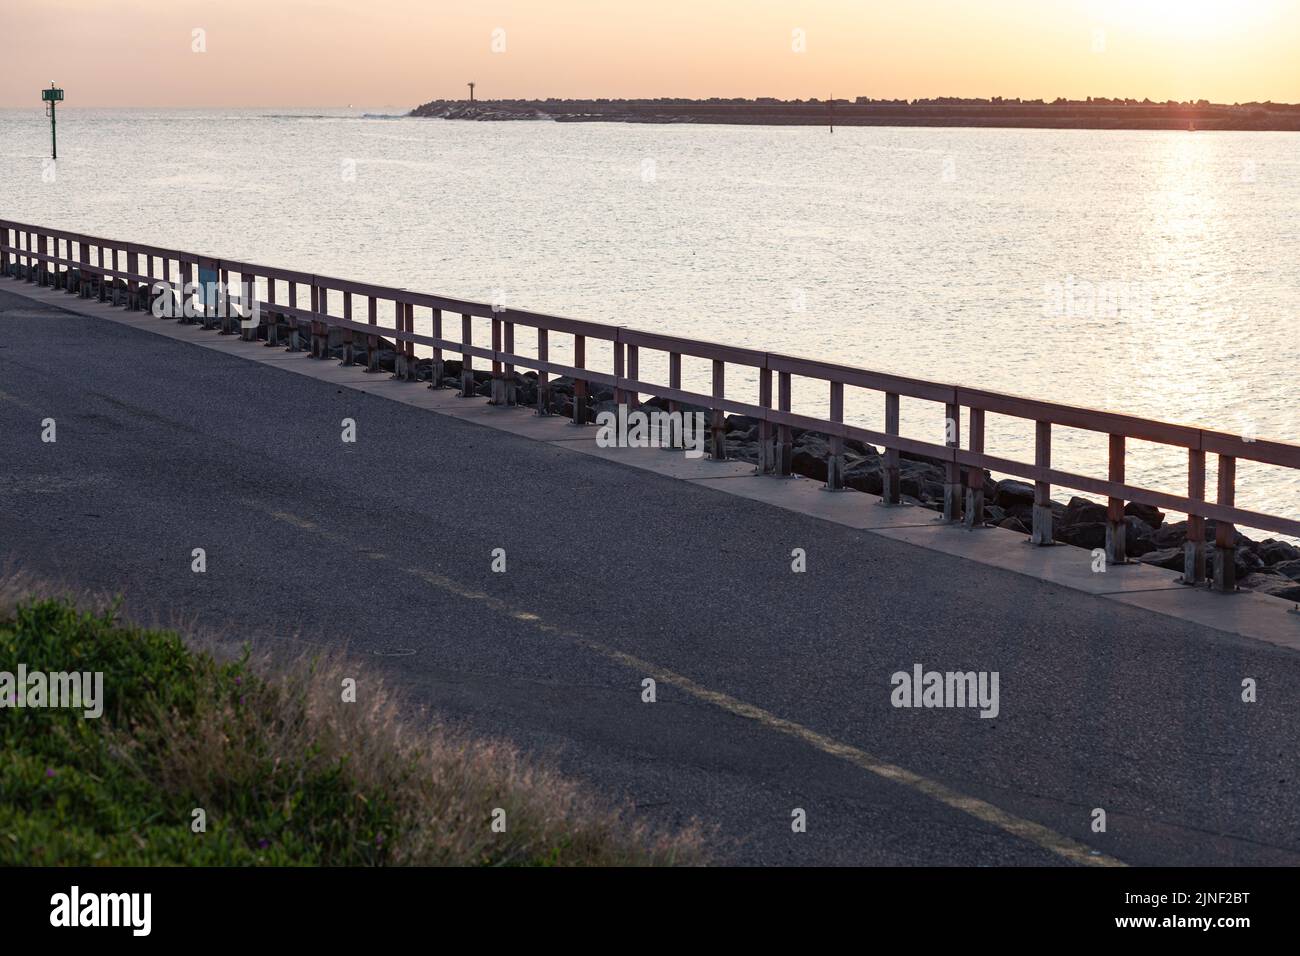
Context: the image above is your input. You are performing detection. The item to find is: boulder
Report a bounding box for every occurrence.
[993,479,1035,508]
[845,468,884,495]
[1240,573,1300,603]
[792,448,827,482]
[1062,496,1107,526]
[1273,558,1300,582]
[1138,547,1184,572]
[1256,539,1300,566]
[1124,501,1165,528]
[725,415,763,432]
[1124,516,1158,557]
[1055,521,1106,550]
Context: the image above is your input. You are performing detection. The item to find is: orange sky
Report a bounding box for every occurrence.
[2,0,1297,108]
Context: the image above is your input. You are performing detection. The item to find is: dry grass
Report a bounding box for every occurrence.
[149,647,707,865]
[1,572,707,866]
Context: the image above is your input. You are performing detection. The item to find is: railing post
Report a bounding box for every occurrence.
[613,338,626,414]
[265,279,280,346]
[572,334,588,425]
[826,381,844,488]
[164,257,173,317]
[303,285,316,349]
[107,249,121,307]
[240,274,259,340]
[97,247,108,302]
[364,296,378,369]
[964,407,985,529]
[943,400,962,521]
[127,250,139,308]
[777,370,792,475]
[883,392,900,504]
[287,283,302,349]
[314,287,330,356]
[405,302,417,381]
[233,271,247,335]
[1213,455,1237,593]
[758,366,774,475]
[397,302,416,381]
[626,343,639,412]
[1030,420,1054,545]
[390,299,403,375]
[460,313,475,397]
[710,359,727,461]
[429,308,444,387]
[184,260,196,323]
[490,314,505,404]
[1184,449,1207,585]
[503,319,517,404]
[1105,434,1128,563]
[339,292,354,362]
[218,267,230,331]
[536,327,550,413]
[667,352,682,446]
[213,267,229,331]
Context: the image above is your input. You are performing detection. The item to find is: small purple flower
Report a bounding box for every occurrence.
[376,833,384,846]
[234,677,241,685]
[45,768,56,778]
[258,838,269,849]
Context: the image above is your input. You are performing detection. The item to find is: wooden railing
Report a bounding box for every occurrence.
[4,217,1298,594]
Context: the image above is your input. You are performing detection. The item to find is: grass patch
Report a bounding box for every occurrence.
[0,592,704,865]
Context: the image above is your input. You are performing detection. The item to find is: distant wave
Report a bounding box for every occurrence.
[241,112,411,121]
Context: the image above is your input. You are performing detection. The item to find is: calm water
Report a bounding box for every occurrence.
[2,108,1296,532]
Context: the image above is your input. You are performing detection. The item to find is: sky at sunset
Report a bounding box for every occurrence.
[2,0,1298,108]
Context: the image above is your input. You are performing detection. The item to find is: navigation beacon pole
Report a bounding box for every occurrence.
[42,82,64,159]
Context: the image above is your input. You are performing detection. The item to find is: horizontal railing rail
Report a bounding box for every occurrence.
[4,216,1297,594]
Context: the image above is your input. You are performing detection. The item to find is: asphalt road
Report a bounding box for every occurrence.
[2,283,1297,866]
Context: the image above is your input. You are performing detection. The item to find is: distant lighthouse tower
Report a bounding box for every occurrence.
[468,82,476,103]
